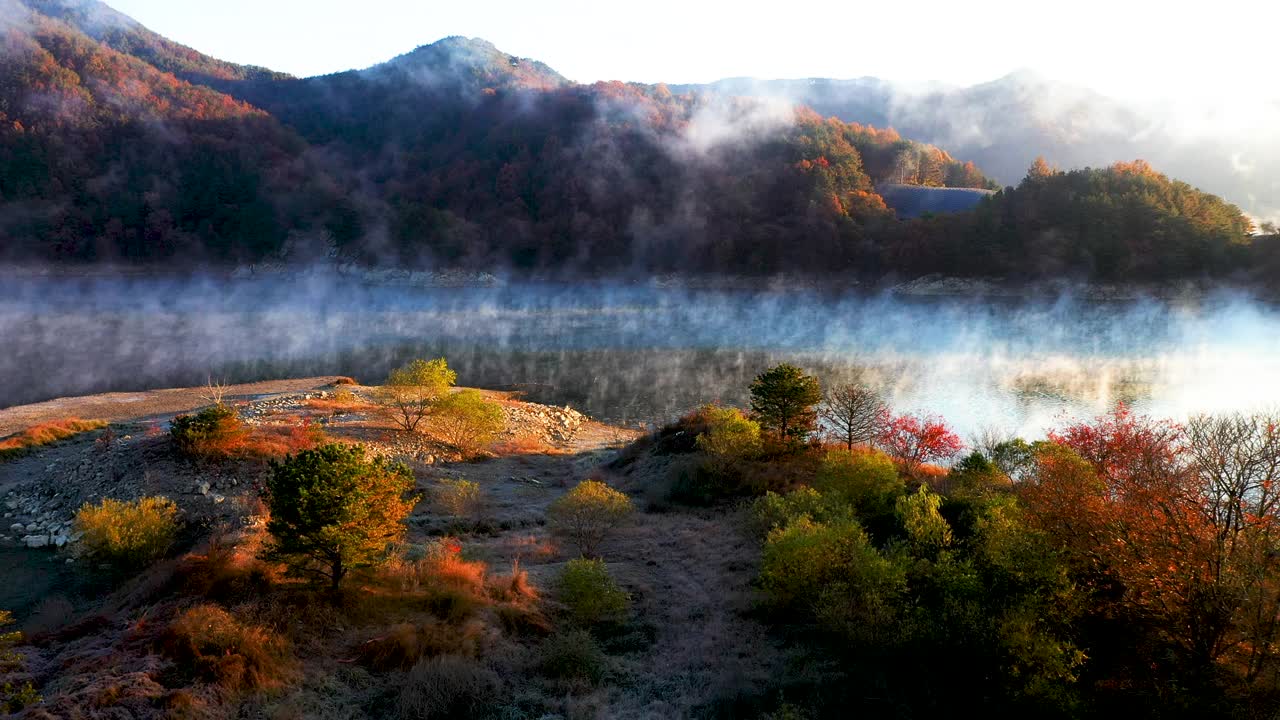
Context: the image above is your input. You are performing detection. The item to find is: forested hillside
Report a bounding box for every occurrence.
[0,0,1265,283]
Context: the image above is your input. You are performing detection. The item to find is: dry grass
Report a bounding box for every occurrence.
[173,539,281,607]
[173,406,328,461]
[493,435,573,456]
[395,654,500,720]
[355,619,487,670]
[160,603,294,692]
[238,419,329,459]
[0,417,107,459]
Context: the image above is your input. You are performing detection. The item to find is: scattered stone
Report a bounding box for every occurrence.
[22,535,49,549]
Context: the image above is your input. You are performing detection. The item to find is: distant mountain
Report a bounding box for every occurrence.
[0,0,1266,282]
[24,0,289,84]
[676,71,1280,224]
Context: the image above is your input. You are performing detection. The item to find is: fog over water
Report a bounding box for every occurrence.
[4,273,1280,438]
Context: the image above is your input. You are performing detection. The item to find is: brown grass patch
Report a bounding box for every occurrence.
[355,619,486,670]
[159,603,294,692]
[0,418,107,459]
[173,540,281,606]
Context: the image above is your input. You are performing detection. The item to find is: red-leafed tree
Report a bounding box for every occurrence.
[876,412,964,476]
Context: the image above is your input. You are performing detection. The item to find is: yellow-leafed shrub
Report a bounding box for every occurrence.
[75,496,180,568]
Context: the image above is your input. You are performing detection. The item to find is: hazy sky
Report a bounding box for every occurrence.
[106,0,1276,101]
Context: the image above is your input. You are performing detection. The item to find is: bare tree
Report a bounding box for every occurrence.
[200,375,230,407]
[820,383,888,451]
[1186,412,1280,681]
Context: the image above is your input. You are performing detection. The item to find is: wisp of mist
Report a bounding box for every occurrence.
[4,273,1279,439]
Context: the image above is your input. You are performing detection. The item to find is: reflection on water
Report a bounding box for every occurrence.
[5,275,1280,438]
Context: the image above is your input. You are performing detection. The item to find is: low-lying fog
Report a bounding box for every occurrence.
[4,273,1279,439]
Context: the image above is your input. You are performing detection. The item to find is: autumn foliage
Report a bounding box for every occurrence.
[876,412,964,476]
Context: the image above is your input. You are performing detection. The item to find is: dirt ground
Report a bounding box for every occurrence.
[0,379,790,718]
[0,377,346,438]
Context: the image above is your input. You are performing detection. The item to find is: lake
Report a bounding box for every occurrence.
[5,274,1280,439]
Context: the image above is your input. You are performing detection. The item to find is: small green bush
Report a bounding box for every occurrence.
[760,517,905,643]
[695,405,763,469]
[813,448,902,513]
[75,496,180,568]
[170,404,247,459]
[430,390,506,457]
[538,629,608,683]
[434,479,482,518]
[0,681,39,714]
[0,610,38,713]
[749,487,855,537]
[557,558,629,626]
[546,480,633,557]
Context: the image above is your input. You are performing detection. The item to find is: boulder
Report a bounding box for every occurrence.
[22,534,49,549]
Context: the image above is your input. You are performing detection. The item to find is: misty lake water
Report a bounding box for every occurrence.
[5,274,1280,439]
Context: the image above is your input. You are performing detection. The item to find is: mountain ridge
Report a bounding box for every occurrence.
[0,0,1270,284]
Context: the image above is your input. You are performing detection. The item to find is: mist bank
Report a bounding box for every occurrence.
[2,263,1262,302]
[5,273,1280,438]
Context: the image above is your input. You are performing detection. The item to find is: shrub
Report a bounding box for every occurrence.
[160,604,291,691]
[434,479,482,518]
[0,610,38,712]
[376,358,456,433]
[760,518,905,643]
[0,681,39,714]
[396,654,499,720]
[0,418,107,460]
[546,480,633,557]
[695,405,763,470]
[263,443,418,591]
[557,558,629,626]
[75,496,180,569]
[429,390,505,457]
[701,404,757,458]
[538,629,608,683]
[170,405,248,459]
[749,487,855,537]
[813,448,903,514]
